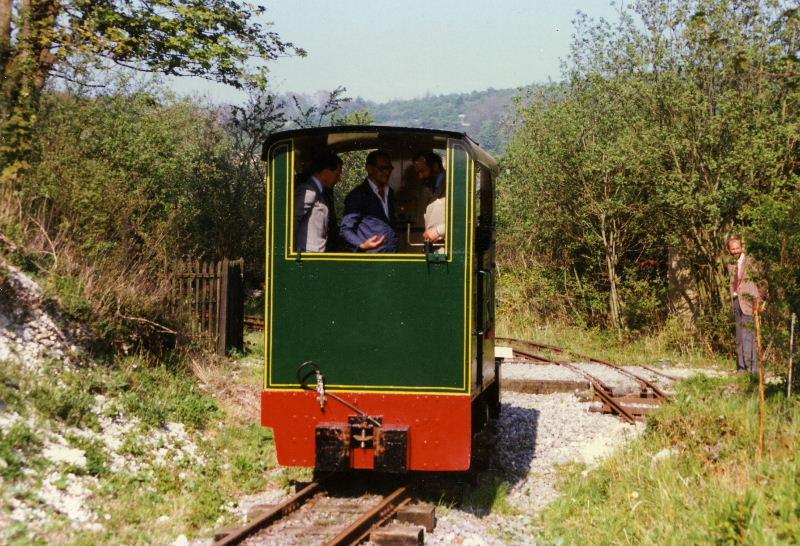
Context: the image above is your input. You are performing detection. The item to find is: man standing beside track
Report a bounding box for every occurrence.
[294,151,343,252]
[339,150,398,253]
[727,235,767,375]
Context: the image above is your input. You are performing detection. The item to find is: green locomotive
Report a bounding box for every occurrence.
[260,126,498,472]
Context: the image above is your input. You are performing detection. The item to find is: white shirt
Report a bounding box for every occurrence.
[367,178,389,218]
[737,253,746,283]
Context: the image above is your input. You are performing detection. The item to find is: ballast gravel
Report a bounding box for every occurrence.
[501,363,582,382]
[570,362,642,394]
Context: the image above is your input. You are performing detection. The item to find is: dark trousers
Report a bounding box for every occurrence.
[734,299,758,374]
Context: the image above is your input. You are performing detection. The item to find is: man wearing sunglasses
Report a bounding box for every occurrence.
[340,149,399,252]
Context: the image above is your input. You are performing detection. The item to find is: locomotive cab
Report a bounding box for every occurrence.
[261,126,498,472]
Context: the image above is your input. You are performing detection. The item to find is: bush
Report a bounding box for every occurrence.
[620,269,667,332]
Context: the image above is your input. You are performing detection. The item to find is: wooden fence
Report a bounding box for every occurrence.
[173,259,244,355]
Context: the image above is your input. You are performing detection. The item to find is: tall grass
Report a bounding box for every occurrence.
[497,311,731,369]
[0,187,179,350]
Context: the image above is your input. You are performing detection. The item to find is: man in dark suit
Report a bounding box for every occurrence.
[294,151,342,252]
[340,150,398,252]
[727,235,767,375]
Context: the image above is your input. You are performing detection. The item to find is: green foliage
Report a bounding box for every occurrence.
[6,85,275,347]
[744,192,800,357]
[223,424,275,493]
[0,360,24,412]
[499,77,665,330]
[110,357,220,429]
[540,376,800,545]
[619,268,667,332]
[67,434,110,477]
[187,465,226,527]
[48,274,92,321]
[0,422,43,481]
[499,0,800,353]
[28,366,99,429]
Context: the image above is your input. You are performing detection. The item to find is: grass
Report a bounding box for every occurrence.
[109,356,221,430]
[538,375,800,545]
[0,421,44,481]
[498,314,732,369]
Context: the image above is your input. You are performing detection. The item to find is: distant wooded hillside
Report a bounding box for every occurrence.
[344,87,532,153]
[279,87,530,154]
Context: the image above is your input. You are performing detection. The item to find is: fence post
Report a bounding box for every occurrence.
[216,258,229,356]
[227,259,245,354]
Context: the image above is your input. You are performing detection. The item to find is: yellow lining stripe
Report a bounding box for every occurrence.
[447,144,455,258]
[262,165,274,388]
[265,140,292,388]
[283,145,456,263]
[264,388,472,396]
[265,138,476,394]
[268,383,465,391]
[287,147,295,255]
[468,157,476,391]
[456,142,468,393]
[286,253,427,262]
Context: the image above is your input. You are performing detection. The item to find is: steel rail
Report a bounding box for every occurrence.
[324,485,413,546]
[640,364,680,382]
[510,347,638,424]
[213,481,322,546]
[498,336,671,402]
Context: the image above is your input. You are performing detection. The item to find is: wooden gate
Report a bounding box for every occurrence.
[173,259,244,355]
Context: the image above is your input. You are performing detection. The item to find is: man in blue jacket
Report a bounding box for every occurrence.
[340,150,398,252]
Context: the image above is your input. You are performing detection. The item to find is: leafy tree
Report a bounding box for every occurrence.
[499,0,800,342]
[0,0,304,183]
[500,78,663,329]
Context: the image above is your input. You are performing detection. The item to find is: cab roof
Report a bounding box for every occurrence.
[262,125,498,175]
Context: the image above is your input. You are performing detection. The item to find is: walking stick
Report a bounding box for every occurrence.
[755,305,765,459]
[789,313,796,398]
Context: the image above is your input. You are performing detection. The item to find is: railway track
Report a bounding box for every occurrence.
[244,315,265,330]
[496,336,679,382]
[497,336,674,424]
[213,477,426,546]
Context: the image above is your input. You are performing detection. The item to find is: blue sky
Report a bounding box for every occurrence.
[172,0,622,104]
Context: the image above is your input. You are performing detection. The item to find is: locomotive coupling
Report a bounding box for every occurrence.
[315,416,410,473]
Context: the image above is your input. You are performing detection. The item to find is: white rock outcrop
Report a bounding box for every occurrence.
[0,261,78,371]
